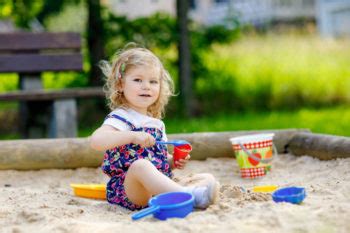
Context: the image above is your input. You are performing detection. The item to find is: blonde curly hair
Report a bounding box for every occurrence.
[100,46,174,119]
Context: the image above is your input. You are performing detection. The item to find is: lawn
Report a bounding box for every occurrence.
[163,106,350,137]
[76,106,350,138]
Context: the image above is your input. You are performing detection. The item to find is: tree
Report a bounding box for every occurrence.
[176,0,195,117]
[86,0,105,87]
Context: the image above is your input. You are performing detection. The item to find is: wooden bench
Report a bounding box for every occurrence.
[0,32,104,138]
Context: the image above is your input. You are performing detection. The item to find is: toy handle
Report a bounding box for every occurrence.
[131,206,160,220]
[156,141,171,145]
[238,143,275,164]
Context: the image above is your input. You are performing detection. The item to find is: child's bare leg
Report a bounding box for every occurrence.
[124,159,185,206]
[177,173,216,187]
[177,173,220,208]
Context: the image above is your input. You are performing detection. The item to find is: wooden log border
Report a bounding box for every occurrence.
[1,129,349,170]
[287,132,350,160]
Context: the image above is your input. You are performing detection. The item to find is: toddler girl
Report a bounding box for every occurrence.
[90,46,219,211]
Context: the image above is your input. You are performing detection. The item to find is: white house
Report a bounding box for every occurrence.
[103,0,315,26]
[317,0,350,37]
[103,0,350,37]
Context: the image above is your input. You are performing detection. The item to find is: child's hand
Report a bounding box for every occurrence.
[174,154,191,169]
[132,132,155,148]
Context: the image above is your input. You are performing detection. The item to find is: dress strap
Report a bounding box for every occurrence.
[105,114,136,130]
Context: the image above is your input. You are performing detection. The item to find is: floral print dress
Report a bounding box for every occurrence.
[101,114,173,210]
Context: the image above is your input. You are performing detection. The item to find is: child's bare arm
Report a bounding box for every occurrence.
[89,125,155,151]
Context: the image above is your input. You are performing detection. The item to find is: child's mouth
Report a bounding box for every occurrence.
[139,94,151,97]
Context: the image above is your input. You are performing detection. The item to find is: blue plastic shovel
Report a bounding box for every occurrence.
[132,192,194,221]
[156,140,190,147]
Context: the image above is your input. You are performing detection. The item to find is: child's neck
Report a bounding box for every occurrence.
[128,106,148,116]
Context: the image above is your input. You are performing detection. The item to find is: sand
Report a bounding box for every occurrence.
[0,153,350,233]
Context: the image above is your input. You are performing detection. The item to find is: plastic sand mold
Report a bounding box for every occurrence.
[70,183,106,200]
[132,192,194,221]
[272,187,306,204]
[230,133,275,178]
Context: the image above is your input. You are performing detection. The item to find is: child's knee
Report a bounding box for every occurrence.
[129,159,153,173]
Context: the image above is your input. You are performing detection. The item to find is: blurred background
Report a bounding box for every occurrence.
[0,0,349,139]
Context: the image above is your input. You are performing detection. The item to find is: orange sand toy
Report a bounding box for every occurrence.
[70,183,106,200]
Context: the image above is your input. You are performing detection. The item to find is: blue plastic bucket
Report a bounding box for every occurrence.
[132,192,194,221]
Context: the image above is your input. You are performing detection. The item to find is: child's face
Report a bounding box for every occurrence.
[120,65,161,115]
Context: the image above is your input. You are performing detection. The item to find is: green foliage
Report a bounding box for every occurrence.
[42,72,88,89]
[0,74,18,92]
[44,1,87,33]
[103,12,240,114]
[163,106,350,137]
[0,72,87,91]
[104,13,177,53]
[76,106,350,137]
[0,0,43,28]
[0,0,80,28]
[202,34,350,112]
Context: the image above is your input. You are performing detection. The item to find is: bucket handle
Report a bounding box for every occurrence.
[238,143,277,164]
[132,205,160,220]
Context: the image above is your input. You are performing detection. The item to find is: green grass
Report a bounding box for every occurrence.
[5,106,348,139]
[77,106,350,138]
[204,34,350,109]
[163,106,350,137]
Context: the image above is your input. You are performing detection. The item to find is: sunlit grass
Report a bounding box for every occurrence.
[207,34,350,109]
[164,106,350,137]
[77,106,350,138]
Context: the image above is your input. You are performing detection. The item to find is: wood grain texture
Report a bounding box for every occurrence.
[0,32,81,51]
[0,54,82,73]
[0,129,310,170]
[288,132,350,160]
[0,87,104,101]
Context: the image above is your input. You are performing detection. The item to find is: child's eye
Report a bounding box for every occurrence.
[133,79,142,83]
[150,80,159,84]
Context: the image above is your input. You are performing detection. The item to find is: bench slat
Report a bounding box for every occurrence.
[0,87,104,101]
[0,32,81,51]
[0,54,83,73]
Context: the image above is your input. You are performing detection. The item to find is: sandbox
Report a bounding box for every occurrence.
[0,129,349,233]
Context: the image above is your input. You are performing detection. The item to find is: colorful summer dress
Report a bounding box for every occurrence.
[101,109,173,210]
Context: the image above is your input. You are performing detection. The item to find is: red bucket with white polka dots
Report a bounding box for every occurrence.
[229,134,275,179]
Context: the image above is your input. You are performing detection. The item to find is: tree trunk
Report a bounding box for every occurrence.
[0,129,312,170]
[87,0,105,87]
[176,0,194,117]
[288,132,350,160]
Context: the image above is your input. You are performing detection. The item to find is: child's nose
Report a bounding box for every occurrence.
[141,81,150,89]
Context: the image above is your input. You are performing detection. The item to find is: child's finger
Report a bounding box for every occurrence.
[176,159,187,168]
[149,135,155,145]
[175,161,184,169]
